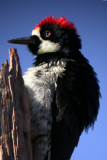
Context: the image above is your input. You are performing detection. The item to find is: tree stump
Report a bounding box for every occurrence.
[0,48,33,160]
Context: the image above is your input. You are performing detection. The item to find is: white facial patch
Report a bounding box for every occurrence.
[38,40,61,54]
[32,27,61,54]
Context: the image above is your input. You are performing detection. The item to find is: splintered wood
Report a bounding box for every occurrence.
[0,48,33,160]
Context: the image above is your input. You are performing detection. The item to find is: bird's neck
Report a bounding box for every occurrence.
[33,52,68,66]
[33,50,82,67]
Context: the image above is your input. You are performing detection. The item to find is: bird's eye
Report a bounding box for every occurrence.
[44,30,51,38]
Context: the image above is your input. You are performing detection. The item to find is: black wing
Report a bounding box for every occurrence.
[51,54,100,160]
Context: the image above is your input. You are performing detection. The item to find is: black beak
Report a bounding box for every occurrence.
[8,35,41,55]
[8,36,34,45]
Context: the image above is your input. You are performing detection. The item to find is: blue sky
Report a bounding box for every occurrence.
[0,0,107,159]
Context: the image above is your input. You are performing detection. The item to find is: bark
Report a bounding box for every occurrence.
[0,48,33,160]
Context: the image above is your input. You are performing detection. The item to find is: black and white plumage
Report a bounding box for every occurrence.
[8,16,100,160]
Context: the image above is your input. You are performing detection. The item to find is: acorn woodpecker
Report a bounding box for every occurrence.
[8,16,100,160]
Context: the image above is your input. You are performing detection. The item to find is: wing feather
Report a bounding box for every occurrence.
[51,55,100,160]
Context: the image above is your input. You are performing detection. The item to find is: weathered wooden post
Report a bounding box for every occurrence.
[0,48,33,160]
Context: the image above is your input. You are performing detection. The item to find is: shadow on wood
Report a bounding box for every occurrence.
[0,48,33,160]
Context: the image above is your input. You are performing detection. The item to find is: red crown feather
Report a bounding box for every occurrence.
[33,15,77,32]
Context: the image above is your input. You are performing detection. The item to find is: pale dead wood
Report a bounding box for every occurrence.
[0,48,33,160]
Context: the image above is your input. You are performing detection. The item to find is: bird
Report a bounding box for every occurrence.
[8,15,100,160]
